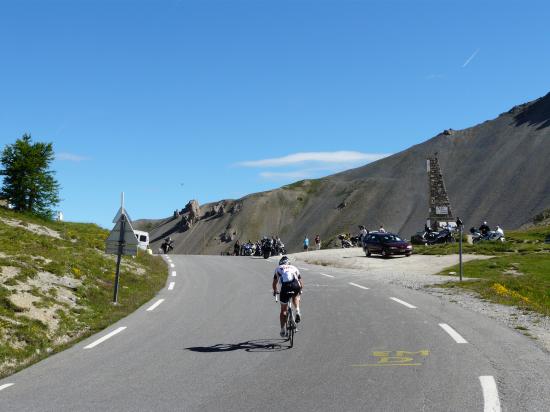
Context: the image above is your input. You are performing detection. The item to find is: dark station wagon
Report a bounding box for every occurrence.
[362,232,413,258]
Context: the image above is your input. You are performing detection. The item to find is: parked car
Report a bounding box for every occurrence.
[362,232,413,258]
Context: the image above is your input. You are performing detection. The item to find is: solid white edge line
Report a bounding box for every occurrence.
[349,282,369,290]
[146,299,165,312]
[84,327,127,349]
[320,273,335,278]
[168,282,175,290]
[479,376,501,412]
[390,297,417,309]
[0,383,14,391]
[439,323,468,344]
[172,271,177,277]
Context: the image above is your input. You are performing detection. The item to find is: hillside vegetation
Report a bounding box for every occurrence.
[418,225,550,316]
[0,208,167,378]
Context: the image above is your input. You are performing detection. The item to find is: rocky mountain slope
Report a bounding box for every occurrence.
[135,92,550,255]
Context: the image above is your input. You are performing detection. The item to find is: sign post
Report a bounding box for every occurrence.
[106,193,138,304]
[456,217,463,282]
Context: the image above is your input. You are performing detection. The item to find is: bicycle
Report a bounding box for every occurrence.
[275,291,297,348]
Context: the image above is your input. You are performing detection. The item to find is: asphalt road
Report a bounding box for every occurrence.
[1,255,550,411]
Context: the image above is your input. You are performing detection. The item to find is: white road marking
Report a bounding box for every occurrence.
[168,282,175,290]
[320,273,335,278]
[172,271,177,277]
[84,327,127,349]
[170,263,175,268]
[479,376,501,412]
[439,323,468,343]
[0,383,14,391]
[349,282,369,290]
[390,297,417,309]
[299,267,310,271]
[146,299,165,312]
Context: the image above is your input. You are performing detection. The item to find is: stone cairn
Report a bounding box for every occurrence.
[427,153,454,230]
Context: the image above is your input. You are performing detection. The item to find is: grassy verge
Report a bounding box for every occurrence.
[423,225,550,316]
[0,208,168,378]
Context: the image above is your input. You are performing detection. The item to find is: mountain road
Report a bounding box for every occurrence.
[1,255,549,411]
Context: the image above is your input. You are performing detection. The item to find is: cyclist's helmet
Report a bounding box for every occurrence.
[279,256,290,265]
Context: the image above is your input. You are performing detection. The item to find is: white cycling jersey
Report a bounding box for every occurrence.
[274,264,301,284]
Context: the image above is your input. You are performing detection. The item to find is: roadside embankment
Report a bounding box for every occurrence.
[0,208,168,378]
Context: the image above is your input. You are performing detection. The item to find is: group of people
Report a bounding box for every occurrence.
[302,234,321,251]
[233,236,286,256]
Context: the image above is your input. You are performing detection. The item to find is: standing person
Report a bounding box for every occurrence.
[314,234,321,250]
[303,236,309,251]
[378,225,386,233]
[233,240,240,256]
[358,225,368,243]
[272,256,303,337]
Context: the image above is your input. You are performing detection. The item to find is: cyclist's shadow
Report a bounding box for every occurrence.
[186,338,290,353]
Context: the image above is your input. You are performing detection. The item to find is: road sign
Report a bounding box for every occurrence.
[112,206,132,224]
[105,242,138,256]
[106,219,138,246]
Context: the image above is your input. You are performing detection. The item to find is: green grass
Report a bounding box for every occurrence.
[427,224,550,316]
[0,207,168,378]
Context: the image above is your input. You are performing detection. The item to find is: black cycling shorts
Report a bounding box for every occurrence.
[280,280,301,304]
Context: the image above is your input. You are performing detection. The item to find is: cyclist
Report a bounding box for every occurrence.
[272,256,303,337]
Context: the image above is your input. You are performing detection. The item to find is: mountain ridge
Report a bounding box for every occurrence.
[135,92,550,254]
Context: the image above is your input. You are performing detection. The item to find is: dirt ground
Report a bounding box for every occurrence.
[290,248,492,287]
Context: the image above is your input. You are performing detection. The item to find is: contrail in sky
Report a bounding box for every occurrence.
[462,48,480,67]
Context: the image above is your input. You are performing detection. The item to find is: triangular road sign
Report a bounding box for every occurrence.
[112,206,132,224]
[106,218,138,246]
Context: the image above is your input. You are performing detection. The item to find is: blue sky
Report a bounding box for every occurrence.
[1,0,549,229]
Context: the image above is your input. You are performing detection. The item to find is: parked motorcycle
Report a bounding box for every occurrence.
[470,228,505,243]
[262,239,273,259]
[411,228,455,245]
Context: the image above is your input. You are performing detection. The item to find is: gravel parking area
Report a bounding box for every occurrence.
[290,248,550,352]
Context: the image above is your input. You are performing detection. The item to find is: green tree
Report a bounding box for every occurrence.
[0,134,60,218]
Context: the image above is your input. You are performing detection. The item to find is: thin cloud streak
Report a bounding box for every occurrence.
[238,151,390,168]
[259,170,314,180]
[56,152,90,162]
[462,48,480,67]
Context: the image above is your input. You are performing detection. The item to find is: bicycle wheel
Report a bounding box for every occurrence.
[287,307,295,347]
[288,324,294,347]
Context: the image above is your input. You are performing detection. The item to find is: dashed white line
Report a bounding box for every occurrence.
[320,273,335,278]
[479,376,501,412]
[299,267,310,271]
[84,327,127,349]
[439,323,468,344]
[390,297,417,309]
[172,271,177,277]
[170,263,175,268]
[146,299,165,312]
[0,383,14,391]
[349,282,370,290]
[168,282,175,290]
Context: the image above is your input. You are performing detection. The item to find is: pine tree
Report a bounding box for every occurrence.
[0,134,60,218]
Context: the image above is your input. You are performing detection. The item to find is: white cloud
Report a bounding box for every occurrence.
[462,48,480,68]
[237,151,390,168]
[56,152,90,162]
[259,170,314,180]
